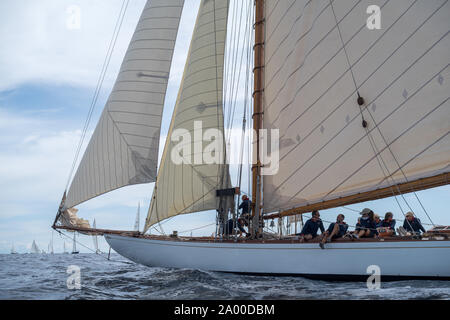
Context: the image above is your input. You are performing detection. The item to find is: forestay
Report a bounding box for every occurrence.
[263,0,450,213]
[144,0,231,232]
[64,0,185,209]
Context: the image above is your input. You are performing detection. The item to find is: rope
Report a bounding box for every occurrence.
[64,0,130,192]
[55,229,130,264]
[328,0,434,229]
[178,223,216,235]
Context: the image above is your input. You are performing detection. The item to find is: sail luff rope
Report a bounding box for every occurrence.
[64,0,130,193]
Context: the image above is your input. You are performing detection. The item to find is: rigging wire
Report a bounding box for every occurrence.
[64,0,130,192]
[55,230,130,264]
[328,0,434,227]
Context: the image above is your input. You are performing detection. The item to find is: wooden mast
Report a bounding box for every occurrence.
[252,0,265,237]
[264,172,450,220]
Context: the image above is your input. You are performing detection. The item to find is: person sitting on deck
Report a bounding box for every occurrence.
[319,214,348,249]
[297,210,325,242]
[379,212,396,236]
[354,208,377,238]
[374,214,383,228]
[403,212,426,235]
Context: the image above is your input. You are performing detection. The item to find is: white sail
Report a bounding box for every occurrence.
[64,242,68,254]
[11,243,17,254]
[134,203,140,231]
[263,0,450,213]
[64,0,185,209]
[144,0,231,232]
[31,241,40,254]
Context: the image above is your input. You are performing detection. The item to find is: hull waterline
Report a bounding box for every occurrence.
[105,234,450,281]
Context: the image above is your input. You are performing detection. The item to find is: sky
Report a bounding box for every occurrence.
[0,0,448,254]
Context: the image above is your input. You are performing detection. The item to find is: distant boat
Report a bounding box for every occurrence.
[63,242,68,254]
[10,243,18,254]
[71,232,79,254]
[48,240,54,254]
[30,240,40,254]
[92,219,101,254]
[134,203,140,232]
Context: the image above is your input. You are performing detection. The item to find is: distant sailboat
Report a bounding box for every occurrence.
[10,243,18,254]
[71,233,79,254]
[30,241,40,254]
[63,242,68,254]
[134,203,140,232]
[53,0,450,280]
[48,238,54,254]
[92,219,101,254]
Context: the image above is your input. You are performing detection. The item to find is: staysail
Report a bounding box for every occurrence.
[144,0,231,232]
[263,0,450,214]
[63,0,185,210]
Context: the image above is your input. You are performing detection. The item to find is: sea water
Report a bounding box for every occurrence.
[0,253,449,300]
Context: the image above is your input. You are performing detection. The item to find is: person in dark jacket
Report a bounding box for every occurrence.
[319,214,348,249]
[298,210,325,242]
[374,214,383,228]
[380,212,396,236]
[238,195,252,215]
[355,208,377,238]
[237,195,252,237]
[403,212,426,234]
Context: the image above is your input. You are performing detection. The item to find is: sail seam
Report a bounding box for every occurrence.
[269,62,448,205]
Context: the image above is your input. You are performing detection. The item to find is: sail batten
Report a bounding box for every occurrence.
[64,0,185,210]
[144,0,231,232]
[263,0,450,214]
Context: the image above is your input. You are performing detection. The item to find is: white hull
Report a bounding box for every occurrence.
[105,235,450,280]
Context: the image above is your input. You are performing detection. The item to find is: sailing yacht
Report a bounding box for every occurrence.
[134,203,140,232]
[71,233,79,254]
[30,241,40,254]
[92,219,101,254]
[63,242,68,254]
[53,0,450,280]
[10,243,18,254]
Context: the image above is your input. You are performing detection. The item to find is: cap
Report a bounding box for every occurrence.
[360,208,373,215]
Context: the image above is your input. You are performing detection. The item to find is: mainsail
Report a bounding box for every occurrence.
[144,0,231,231]
[63,0,185,210]
[263,0,450,214]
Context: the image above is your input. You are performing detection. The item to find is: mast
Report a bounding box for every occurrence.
[251,0,265,237]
